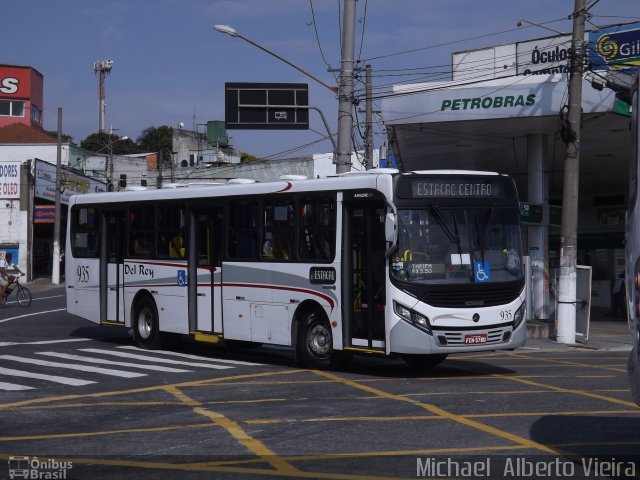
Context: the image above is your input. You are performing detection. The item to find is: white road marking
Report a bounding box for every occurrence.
[79,349,234,370]
[0,338,95,347]
[0,355,146,378]
[0,308,66,325]
[36,351,191,373]
[0,366,95,386]
[118,345,263,366]
[0,381,34,391]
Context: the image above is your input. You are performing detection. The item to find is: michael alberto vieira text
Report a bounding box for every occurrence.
[416,457,637,477]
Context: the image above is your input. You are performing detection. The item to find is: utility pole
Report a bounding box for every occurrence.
[52,108,62,285]
[364,64,374,170]
[335,0,357,174]
[556,0,586,344]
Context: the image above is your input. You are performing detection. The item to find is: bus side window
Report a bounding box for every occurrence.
[157,205,186,259]
[228,200,259,260]
[71,207,99,258]
[262,198,294,261]
[299,196,335,261]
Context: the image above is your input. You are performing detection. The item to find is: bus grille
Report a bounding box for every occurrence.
[421,282,523,308]
[436,327,509,347]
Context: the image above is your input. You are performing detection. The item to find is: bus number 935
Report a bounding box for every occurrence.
[77,265,90,283]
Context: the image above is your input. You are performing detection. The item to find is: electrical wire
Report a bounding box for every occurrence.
[356,0,369,62]
[309,0,333,68]
[362,17,568,62]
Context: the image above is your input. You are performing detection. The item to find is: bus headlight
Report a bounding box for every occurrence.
[394,301,432,335]
[513,302,525,330]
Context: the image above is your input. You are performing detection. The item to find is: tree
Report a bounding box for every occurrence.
[240,151,260,163]
[80,132,141,155]
[138,126,173,153]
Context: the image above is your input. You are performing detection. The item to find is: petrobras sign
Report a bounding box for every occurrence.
[383,75,616,125]
[589,22,640,72]
[516,35,576,76]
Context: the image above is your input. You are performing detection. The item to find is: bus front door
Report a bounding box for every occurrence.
[343,196,386,352]
[190,208,223,334]
[101,210,125,324]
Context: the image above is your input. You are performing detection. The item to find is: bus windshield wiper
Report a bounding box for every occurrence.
[429,205,458,245]
[475,204,497,263]
[430,205,465,259]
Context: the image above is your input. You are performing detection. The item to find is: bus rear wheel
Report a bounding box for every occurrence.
[401,353,448,369]
[296,310,351,369]
[133,296,163,350]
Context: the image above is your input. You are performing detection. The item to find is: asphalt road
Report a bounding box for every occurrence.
[0,286,639,479]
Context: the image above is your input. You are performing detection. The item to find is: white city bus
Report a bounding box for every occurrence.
[66,169,526,369]
[626,74,640,405]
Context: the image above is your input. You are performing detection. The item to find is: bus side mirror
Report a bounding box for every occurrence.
[384,212,398,259]
[385,212,396,243]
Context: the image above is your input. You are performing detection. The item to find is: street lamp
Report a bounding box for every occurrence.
[213,21,356,173]
[213,25,338,94]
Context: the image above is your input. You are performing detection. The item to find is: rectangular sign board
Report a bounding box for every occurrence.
[225,82,309,130]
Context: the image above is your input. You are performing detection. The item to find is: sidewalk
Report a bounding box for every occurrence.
[525,306,634,352]
[25,276,65,292]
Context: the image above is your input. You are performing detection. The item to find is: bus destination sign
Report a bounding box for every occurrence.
[412,180,499,198]
[398,177,513,200]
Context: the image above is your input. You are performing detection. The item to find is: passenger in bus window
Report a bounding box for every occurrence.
[272,234,290,260]
[133,237,151,256]
[169,232,185,258]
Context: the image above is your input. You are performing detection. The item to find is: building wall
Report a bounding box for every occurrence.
[0,65,44,129]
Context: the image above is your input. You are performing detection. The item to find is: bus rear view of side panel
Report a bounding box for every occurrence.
[66,201,101,324]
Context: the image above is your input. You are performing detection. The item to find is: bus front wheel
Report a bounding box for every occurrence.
[401,353,448,369]
[296,310,351,369]
[133,296,163,350]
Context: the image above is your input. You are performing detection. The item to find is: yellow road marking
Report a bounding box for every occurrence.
[165,385,302,476]
[494,374,640,408]
[315,370,559,454]
[0,369,303,410]
[0,422,214,442]
[506,352,627,373]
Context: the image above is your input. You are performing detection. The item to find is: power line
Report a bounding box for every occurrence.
[309,0,333,68]
[357,0,369,62]
[362,17,568,62]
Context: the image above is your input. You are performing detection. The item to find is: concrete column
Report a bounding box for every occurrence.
[527,134,549,320]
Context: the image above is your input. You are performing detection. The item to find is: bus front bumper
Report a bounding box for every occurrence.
[390,318,526,355]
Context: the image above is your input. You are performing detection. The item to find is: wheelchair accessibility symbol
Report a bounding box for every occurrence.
[177,270,186,287]
[473,261,490,283]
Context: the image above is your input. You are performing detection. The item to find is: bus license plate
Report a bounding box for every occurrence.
[464,333,487,344]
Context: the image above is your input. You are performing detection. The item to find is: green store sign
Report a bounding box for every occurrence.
[441,94,536,111]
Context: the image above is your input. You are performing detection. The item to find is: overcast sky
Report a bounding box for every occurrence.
[2,0,638,158]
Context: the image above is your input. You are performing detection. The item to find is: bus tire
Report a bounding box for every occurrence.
[133,296,163,350]
[295,309,351,370]
[401,353,448,369]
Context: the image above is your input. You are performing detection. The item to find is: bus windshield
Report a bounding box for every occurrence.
[391,206,523,285]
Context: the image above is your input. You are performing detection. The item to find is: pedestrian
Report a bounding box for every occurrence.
[611,272,625,317]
